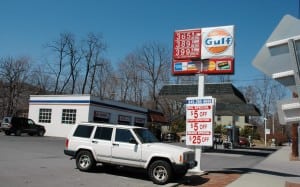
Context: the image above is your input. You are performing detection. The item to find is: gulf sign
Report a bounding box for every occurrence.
[201,25,234,59]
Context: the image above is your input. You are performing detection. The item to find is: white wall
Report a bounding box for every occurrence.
[28,103,90,137]
[28,95,148,137]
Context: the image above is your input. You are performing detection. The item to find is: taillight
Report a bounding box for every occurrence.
[65,139,69,148]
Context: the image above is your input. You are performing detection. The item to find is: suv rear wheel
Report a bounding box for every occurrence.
[148,160,172,185]
[37,129,45,136]
[4,131,11,136]
[76,150,95,171]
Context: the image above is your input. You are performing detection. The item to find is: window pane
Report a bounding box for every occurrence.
[62,109,76,124]
[115,129,134,143]
[94,127,112,140]
[39,108,52,123]
[73,125,94,138]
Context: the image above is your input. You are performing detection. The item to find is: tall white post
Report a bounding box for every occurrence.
[189,74,205,173]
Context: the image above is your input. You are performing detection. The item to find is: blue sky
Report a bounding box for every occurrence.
[0,0,298,87]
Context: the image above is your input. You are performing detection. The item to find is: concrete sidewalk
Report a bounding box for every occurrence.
[227,145,300,187]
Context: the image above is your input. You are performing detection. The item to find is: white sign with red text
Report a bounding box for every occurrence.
[186,97,215,146]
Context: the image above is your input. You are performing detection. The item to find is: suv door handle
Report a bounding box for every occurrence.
[92,140,98,144]
[112,143,119,146]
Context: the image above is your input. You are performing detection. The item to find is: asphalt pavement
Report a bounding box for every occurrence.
[227,144,300,187]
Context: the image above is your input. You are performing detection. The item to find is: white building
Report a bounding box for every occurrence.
[28,95,148,137]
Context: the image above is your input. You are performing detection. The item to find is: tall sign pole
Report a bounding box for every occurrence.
[173,25,235,174]
[190,74,205,173]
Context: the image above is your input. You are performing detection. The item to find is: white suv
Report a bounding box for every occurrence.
[64,122,197,185]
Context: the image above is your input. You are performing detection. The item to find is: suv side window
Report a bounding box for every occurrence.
[94,127,112,141]
[73,125,94,138]
[28,119,35,127]
[3,117,10,123]
[115,129,135,143]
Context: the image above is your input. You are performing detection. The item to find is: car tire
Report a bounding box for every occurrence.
[76,150,95,172]
[37,130,45,137]
[15,129,21,136]
[148,160,172,185]
[4,131,11,136]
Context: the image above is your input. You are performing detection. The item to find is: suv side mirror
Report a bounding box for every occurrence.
[129,138,137,144]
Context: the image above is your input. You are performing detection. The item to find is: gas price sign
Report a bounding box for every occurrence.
[173,29,201,60]
[186,97,215,146]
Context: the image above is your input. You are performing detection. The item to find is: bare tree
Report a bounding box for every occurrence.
[93,60,116,99]
[239,76,287,138]
[117,53,145,105]
[65,33,81,94]
[136,42,171,109]
[0,56,30,116]
[30,66,53,92]
[46,32,70,94]
[81,33,106,94]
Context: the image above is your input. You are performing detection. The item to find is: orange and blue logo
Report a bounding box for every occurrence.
[204,29,233,55]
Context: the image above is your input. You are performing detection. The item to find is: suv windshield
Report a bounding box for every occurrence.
[133,128,159,143]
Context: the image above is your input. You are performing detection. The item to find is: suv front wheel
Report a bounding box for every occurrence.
[76,150,95,171]
[148,160,172,185]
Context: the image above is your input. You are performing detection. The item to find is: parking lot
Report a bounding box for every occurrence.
[0,133,270,187]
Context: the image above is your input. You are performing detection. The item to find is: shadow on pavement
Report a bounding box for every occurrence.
[228,167,300,178]
[90,165,151,182]
[204,147,276,157]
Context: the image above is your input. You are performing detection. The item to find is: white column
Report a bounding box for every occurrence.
[189,74,205,173]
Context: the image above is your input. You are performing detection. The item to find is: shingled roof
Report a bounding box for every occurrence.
[159,83,260,116]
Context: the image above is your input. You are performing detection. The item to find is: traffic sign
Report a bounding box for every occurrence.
[252,15,300,97]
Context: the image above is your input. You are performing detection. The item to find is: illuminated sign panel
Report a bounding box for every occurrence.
[172,25,235,76]
[173,29,201,60]
[201,25,234,59]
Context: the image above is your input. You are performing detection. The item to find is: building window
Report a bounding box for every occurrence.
[118,115,131,125]
[134,117,145,127]
[39,108,52,123]
[217,115,221,121]
[93,111,110,123]
[234,116,239,122]
[62,109,76,124]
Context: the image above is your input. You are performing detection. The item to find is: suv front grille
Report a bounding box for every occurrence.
[183,151,195,162]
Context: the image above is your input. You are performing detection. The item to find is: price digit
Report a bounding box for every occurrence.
[192,136,201,144]
[193,123,198,131]
[192,110,198,118]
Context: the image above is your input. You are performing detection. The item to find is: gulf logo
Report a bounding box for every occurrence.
[204,29,233,54]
